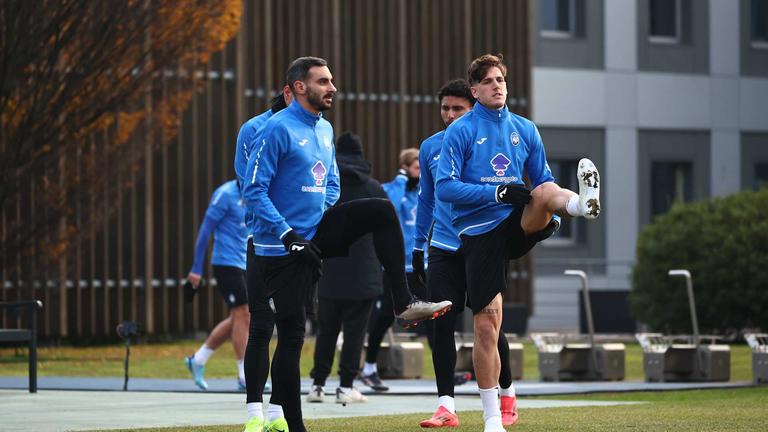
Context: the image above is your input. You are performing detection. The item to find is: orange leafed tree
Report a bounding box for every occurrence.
[0,0,241,273]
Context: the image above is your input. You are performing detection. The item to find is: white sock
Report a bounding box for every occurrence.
[479,387,501,422]
[565,195,582,217]
[339,386,352,394]
[236,359,245,381]
[499,384,515,398]
[193,344,215,365]
[246,402,263,420]
[438,395,456,413]
[362,362,377,376]
[266,404,284,422]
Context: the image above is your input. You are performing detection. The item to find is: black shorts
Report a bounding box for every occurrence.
[427,246,468,313]
[212,265,248,307]
[460,208,536,315]
[254,253,317,320]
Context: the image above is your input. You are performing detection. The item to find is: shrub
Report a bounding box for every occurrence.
[630,188,768,333]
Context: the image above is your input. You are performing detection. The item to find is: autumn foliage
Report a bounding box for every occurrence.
[0,0,241,273]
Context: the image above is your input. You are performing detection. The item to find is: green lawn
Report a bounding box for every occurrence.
[89,387,768,431]
[0,338,756,382]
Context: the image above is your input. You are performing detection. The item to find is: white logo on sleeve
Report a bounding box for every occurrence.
[433,154,440,161]
[476,137,487,145]
[298,139,308,146]
[291,244,305,252]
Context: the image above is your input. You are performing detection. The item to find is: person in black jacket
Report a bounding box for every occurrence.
[305,132,387,405]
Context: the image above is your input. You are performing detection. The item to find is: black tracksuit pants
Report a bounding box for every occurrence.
[310,297,375,388]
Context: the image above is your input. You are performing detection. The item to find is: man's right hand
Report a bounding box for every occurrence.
[495,183,532,206]
[412,249,426,285]
[281,230,322,267]
[186,272,202,288]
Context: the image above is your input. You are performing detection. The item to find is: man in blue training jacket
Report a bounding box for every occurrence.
[414,79,556,428]
[235,86,293,419]
[241,56,452,432]
[435,54,601,432]
[184,180,249,391]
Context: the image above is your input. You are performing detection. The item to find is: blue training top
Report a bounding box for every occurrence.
[414,130,462,252]
[242,101,340,256]
[234,109,273,231]
[435,102,555,237]
[383,173,419,272]
[190,180,248,274]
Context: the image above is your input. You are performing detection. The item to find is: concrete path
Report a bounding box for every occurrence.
[0,376,752,395]
[0,389,641,432]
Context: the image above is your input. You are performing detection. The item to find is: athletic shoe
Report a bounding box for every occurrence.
[242,416,264,432]
[500,395,519,426]
[359,372,389,392]
[397,300,453,328]
[453,372,472,386]
[306,385,324,403]
[264,417,289,432]
[419,405,460,428]
[577,158,600,219]
[184,356,208,390]
[483,416,505,432]
[237,377,247,391]
[335,386,368,404]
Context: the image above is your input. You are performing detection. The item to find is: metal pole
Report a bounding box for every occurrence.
[668,269,699,348]
[564,269,598,371]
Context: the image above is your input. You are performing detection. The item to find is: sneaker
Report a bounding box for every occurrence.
[453,372,472,386]
[397,300,452,328]
[359,372,389,392]
[264,417,289,432]
[306,385,325,403]
[419,406,460,428]
[335,386,368,405]
[238,377,247,391]
[184,356,208,390]
[243,416,264,432]
[500,395,519,426]
[577,158,600,219]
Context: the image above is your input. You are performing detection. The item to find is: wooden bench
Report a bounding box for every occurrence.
[0,301,43,393]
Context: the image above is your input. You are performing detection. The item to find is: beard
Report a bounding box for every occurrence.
[307,88,333,112]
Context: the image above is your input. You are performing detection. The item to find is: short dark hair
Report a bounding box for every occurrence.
[285,56,328,92]
[437,79,475,105]
[467,54,507,85]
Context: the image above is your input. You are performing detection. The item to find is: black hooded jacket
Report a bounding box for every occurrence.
[317,138,388,300]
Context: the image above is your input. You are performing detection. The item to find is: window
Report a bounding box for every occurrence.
[651,161,693,217]
[752,0,768,47]
[542,160,582,245]
[649,0,681,43]
[540,0,576,38]
[754,163,768,190]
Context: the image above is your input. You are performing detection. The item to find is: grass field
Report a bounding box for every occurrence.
[86,387,768,431]
[0,338,757,382]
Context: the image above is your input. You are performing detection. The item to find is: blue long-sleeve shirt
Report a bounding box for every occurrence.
[383,174,419,271]
[242,101,340,256]
[435,102,555,237]
[234,109,274,231]
[414,130,462,252]
[190,180,248,274]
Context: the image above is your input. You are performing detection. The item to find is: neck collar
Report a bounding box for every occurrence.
[288,101,323,126]
[473,101,508,122]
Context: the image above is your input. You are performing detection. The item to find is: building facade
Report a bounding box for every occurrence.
[528,0,768,331]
